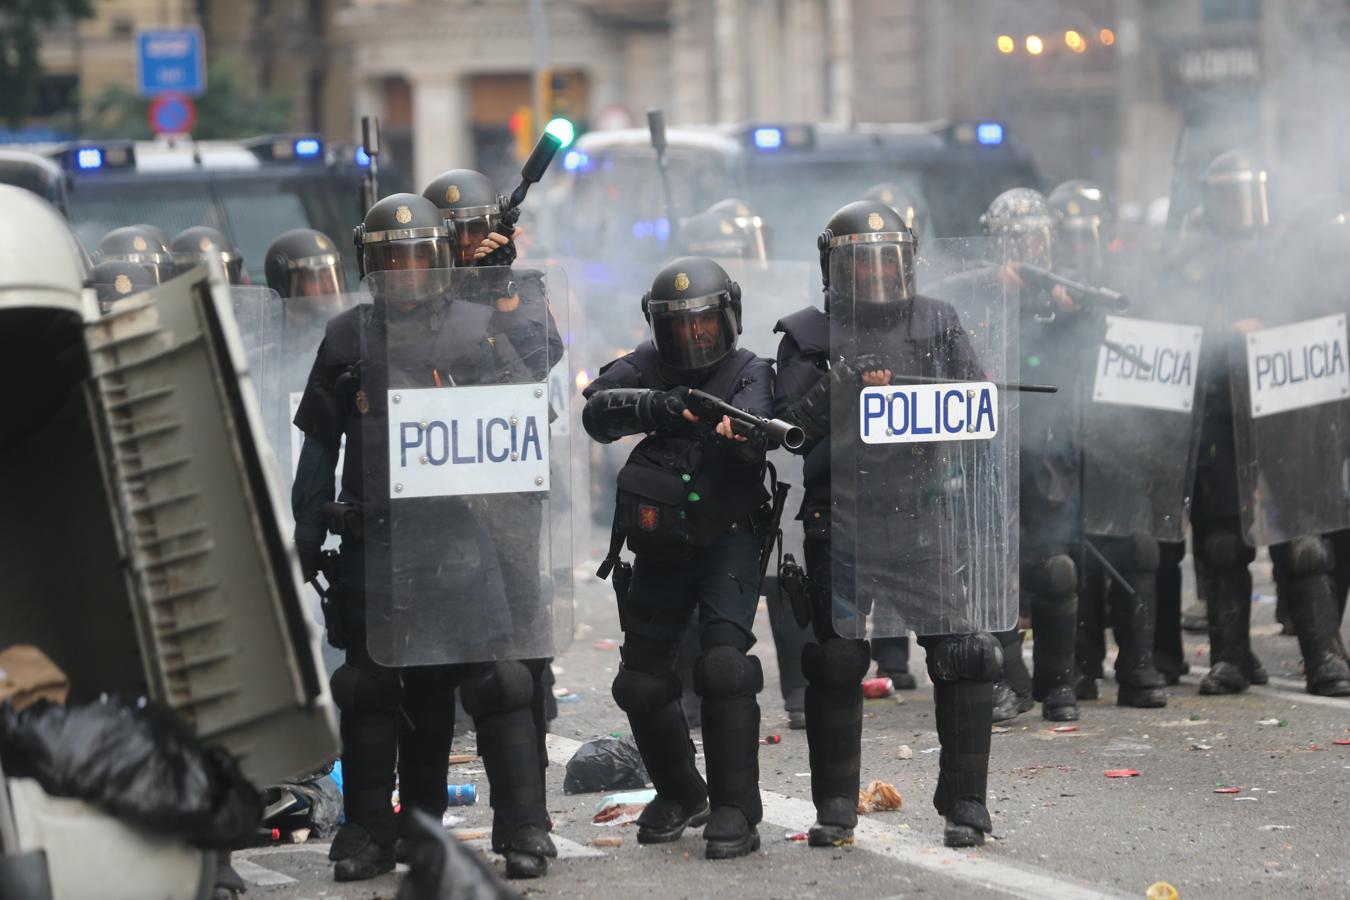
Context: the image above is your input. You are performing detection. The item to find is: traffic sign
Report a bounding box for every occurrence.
[137,28,206,98]
[148,93,197,135]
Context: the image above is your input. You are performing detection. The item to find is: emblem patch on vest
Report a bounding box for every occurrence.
[638,504,660,532]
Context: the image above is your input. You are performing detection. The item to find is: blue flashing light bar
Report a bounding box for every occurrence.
[753,127,783,150]
[976,122,1005,145]
[355,146,370,167]
[76,147,104,170]
[655,217,670,241]
[294,138,322,157]
[563,150,590,172]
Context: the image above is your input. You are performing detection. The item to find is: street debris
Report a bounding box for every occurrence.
[862,677,894,699]
[1104,769,1141,778]
[857,779,903,813]
[564,736,650,794]
[897,744,914,760]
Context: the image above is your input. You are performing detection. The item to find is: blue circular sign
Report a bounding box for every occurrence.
[148,93,195,135]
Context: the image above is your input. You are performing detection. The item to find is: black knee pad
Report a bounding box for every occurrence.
[1285,536,1333,578]
[459,660,534,719]
[1201,531,1254,571]
[801,638,871,690]
[1035,554,1078,596]
[330,663,400,714]
[693,645,764,698]
[1122,534,1161,573]
[928,633,1002,684]
[611,665,682,715]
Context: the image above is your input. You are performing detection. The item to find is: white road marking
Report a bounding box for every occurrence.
[545,734,1132,900]
[229,856,298,886]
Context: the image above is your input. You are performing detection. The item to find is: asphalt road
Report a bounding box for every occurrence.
[237,550,1350,899]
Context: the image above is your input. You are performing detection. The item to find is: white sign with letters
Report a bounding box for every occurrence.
[859,382,999,444]
[1245,314,1350,418]
[388,383,550,498]
[1092,316,1203,413]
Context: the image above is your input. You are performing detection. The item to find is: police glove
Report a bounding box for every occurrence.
[297,541,325,584]
[647,387,693,433]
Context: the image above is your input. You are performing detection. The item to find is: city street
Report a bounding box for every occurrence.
[238,554,1350,899]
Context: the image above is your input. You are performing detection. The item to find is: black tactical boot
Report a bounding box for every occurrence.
[636,795,710,844]
[942,798,992,849]
[1199,660,1249,695]
[991,681,1033,722]
[944,819,986,848]
[704,806,761,860]
[807,796,856,848]
[331,824,396,882]
[1040,685,1080,721]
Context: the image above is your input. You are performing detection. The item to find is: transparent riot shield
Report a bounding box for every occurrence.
[360,265,572,665]
[722,257,824,579]
[1231,311,1350,546]
[229,286,282,389]
[255,290,361,487]
[829,238,1018,637]
[1082,314,1205,541]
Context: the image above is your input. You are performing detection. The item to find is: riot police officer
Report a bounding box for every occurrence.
[96,224,176,283]
[1174,153,1350,697]
[774,200,1003,848]
[977,188,1082,722]
[292,194,557,880]
[421,167,566,763]
[264,228,348,299]
[584,257,772,860]
[171,225,245,284]
[1048,179,1169,709]
[1160,152,1272,696]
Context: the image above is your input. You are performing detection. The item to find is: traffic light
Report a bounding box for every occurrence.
[509,107,533,162]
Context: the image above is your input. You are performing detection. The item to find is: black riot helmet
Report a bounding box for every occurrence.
[706,197,769,263]
[96,224,176,283]
[980,188,1055,268]
[1047,179,1114,278]
[421,169,503,266]
[170,225,244,284]
[265,228,348,298]
[354,192,452,278]
[862,182,927,235]
[641,256,742,376]
[818,200,917,317]
[679,206,759,262]
[88,260,156,311]
[1201,150,1270,237]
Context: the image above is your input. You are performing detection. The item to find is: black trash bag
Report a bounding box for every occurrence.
[396,809,522,900]
[0,695,262,849]
[261,767,343,839]
[562,734,650,794]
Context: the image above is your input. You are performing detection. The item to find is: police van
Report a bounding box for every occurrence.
[13,135,403,284]
[543,118,1041,260]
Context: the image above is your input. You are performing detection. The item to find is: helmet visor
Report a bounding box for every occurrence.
[827,241,917,312]
[286,258,348,299]
[361,235,451,279]
[1203,173,1270,234]
[648,293,738,373]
